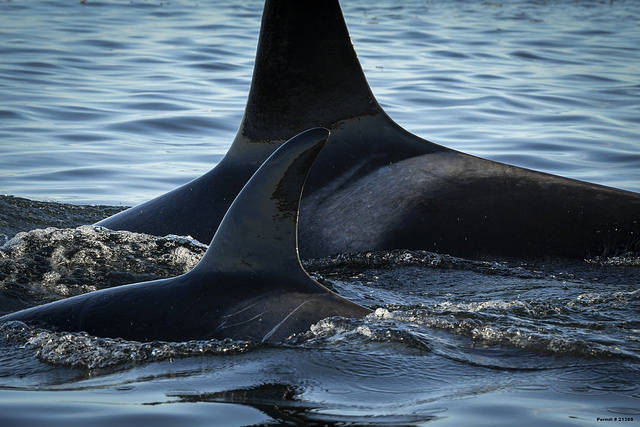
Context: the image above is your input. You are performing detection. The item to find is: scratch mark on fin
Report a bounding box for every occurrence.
[217,311,266,330]
[223,302,258,319]
[261,300,311,343]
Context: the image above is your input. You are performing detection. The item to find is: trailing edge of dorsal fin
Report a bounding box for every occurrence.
[193,127,329,275]
[233,0,380,145]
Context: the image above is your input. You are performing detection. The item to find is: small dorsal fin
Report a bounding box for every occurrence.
[95,0,386,245]
[234,0,380,144]
[194,128,329,275]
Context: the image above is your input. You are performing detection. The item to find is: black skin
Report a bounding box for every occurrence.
[1,129,370,343]
[97,0,640,259]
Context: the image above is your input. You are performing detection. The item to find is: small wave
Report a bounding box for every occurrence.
[384,308,639,361]
[78,38,128,50]
[107,115,235,135]
[309,249,498,271]
[585,253,640,266]
[0,110,27,120]
[290,308,638,363]
[121,101,189,112]
[433,299,528,313]
[0,226,206,308]
[303,249,543,281]
[0,321,251,370]
[287,313,432,356]
[570,289,640,307]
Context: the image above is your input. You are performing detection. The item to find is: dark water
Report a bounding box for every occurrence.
[1,226,639,425]
[1,0,639,425]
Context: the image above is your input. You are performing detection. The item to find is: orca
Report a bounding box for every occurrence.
[97,0,640,259]
[0,128,370,342]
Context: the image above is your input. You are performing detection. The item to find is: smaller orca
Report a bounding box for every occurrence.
[0,128,369,343]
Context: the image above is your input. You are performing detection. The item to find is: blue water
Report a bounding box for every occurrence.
[1,0,638,205]
[1,0,640,425]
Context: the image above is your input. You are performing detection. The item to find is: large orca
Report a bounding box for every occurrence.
[97,0,640,259]
[0,129,369,342]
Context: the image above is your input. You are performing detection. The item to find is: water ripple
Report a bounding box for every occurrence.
[4,0,636,203]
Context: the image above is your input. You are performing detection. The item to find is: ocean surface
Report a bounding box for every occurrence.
[1,0,639,425]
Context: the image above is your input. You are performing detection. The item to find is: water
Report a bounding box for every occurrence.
[1,0,639,204]
[1,227,639,425]
[1,0,639,425]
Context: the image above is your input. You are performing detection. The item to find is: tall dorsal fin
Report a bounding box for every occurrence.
[233,0,380,145]
[194,128,329,275]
